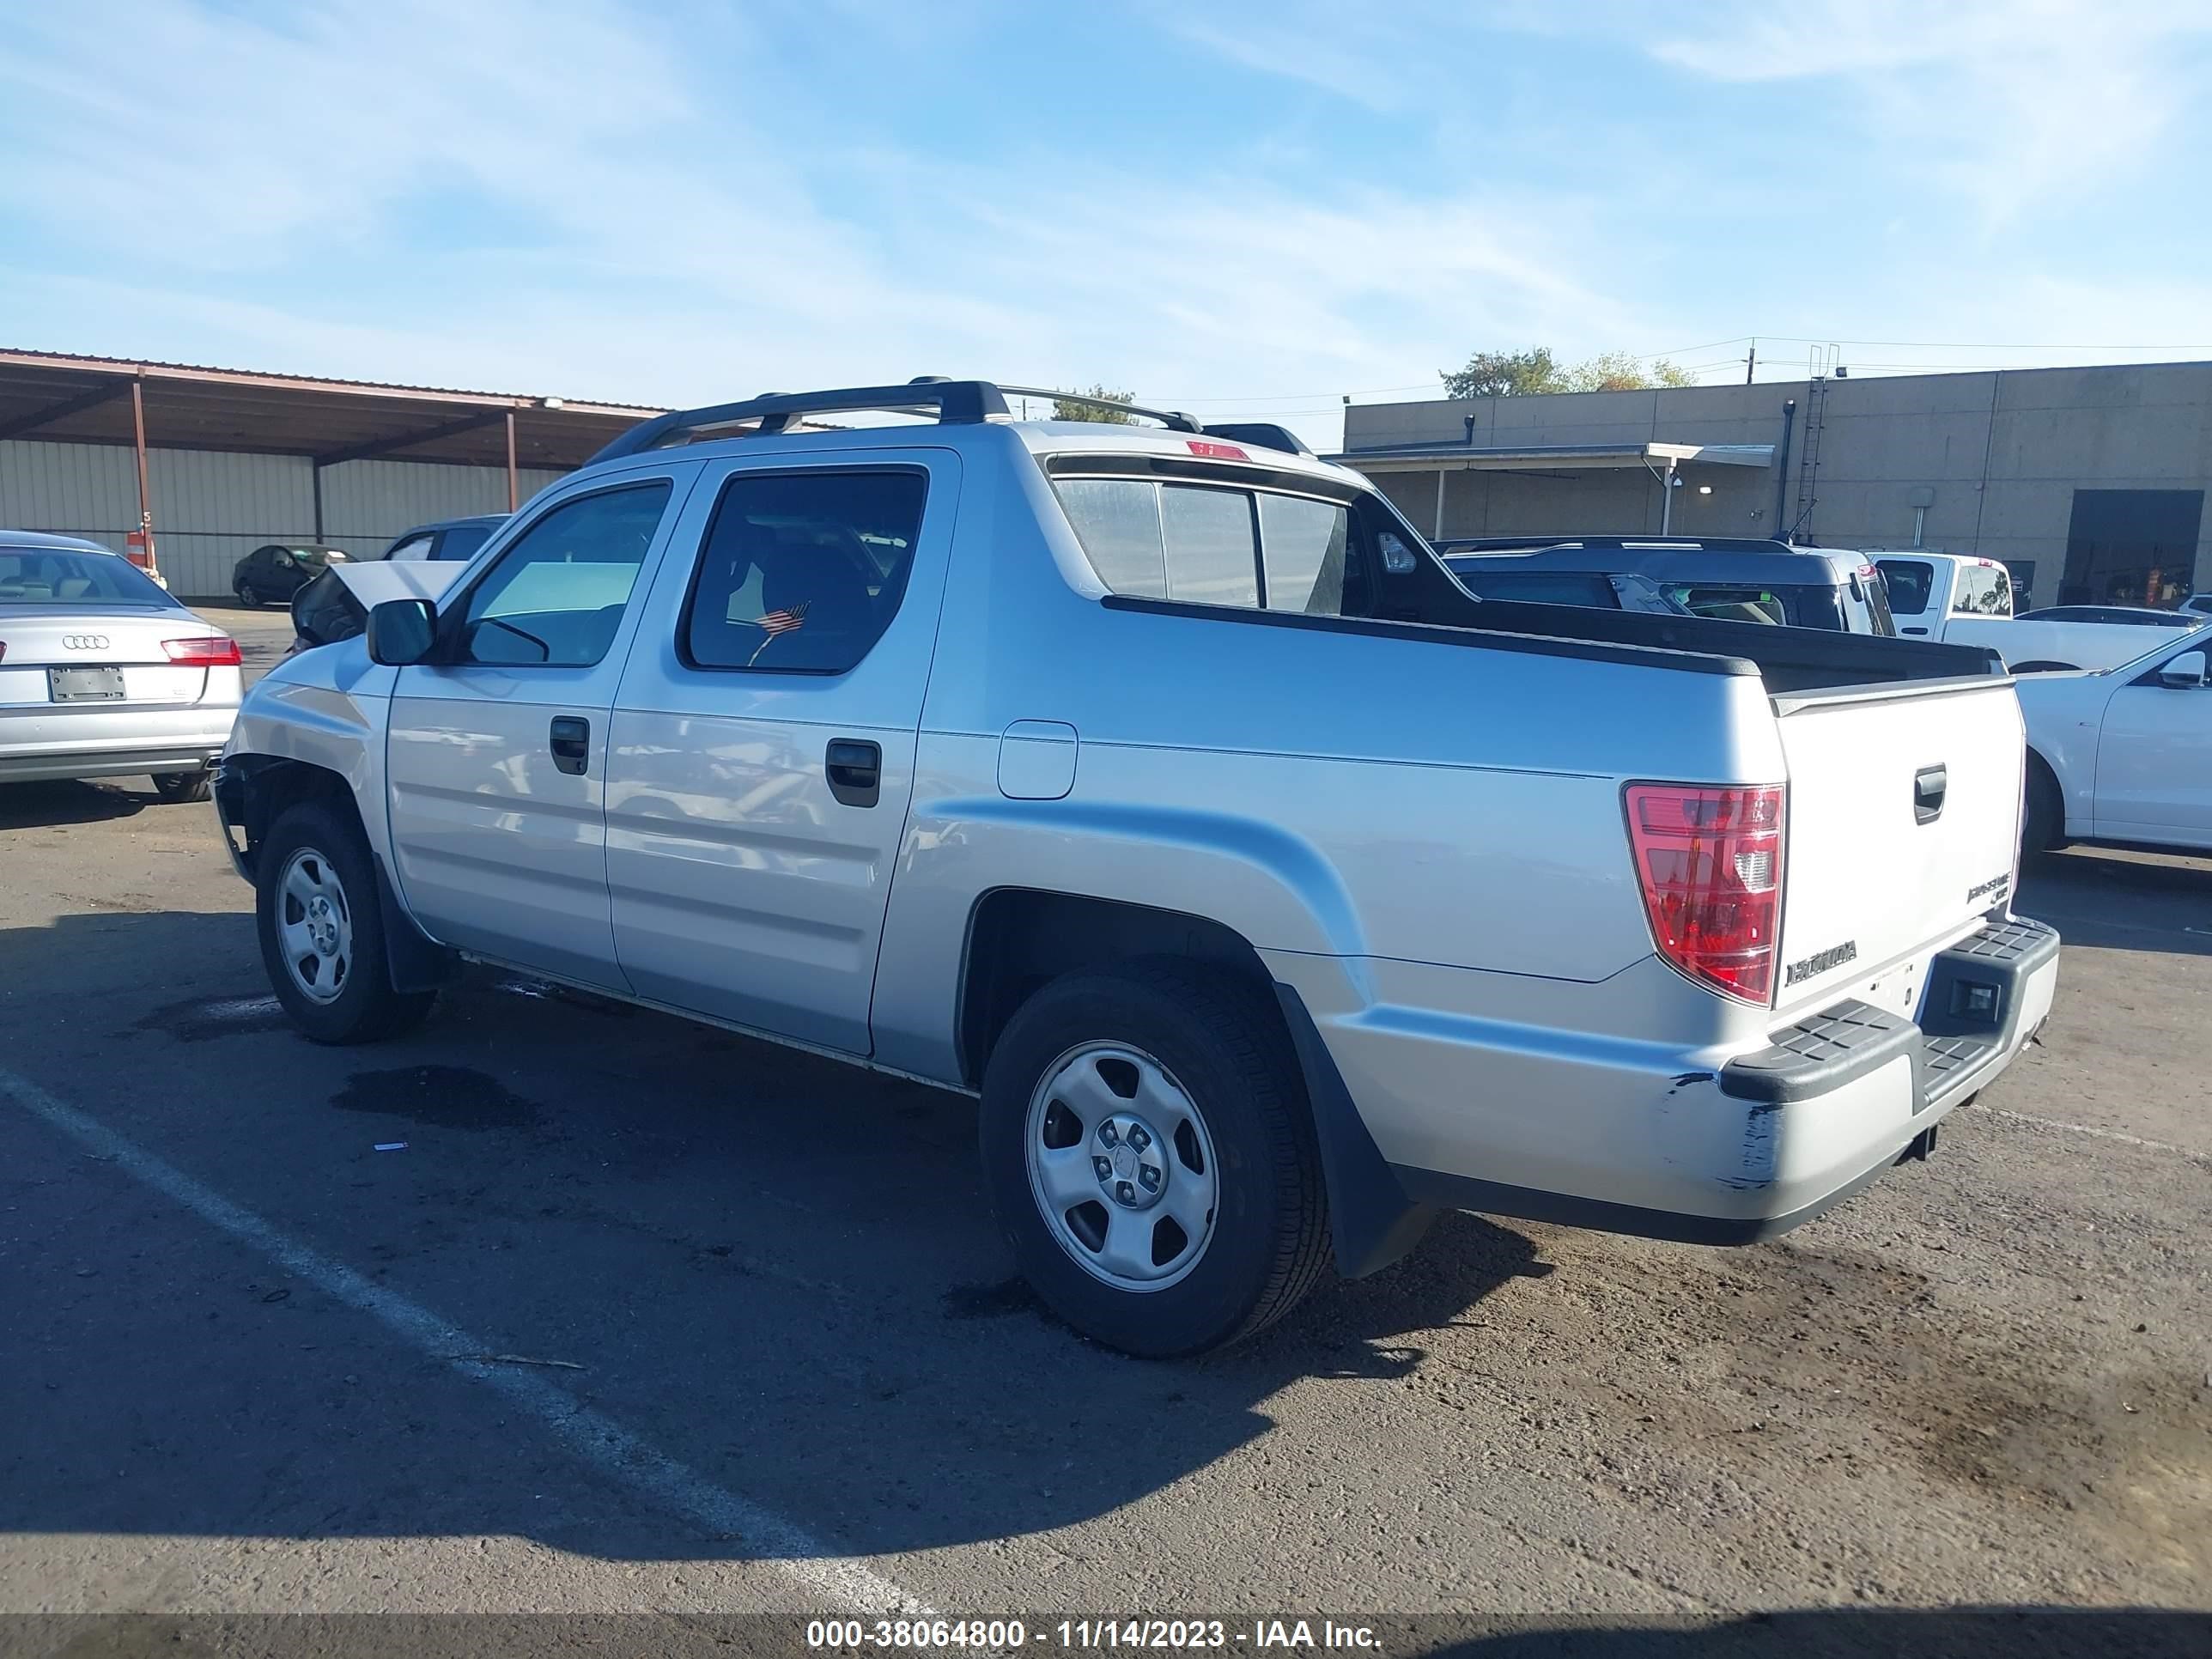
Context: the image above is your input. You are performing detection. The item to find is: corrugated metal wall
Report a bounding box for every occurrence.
[0,440,566,598]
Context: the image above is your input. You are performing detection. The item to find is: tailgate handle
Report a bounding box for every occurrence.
[1913,763,1947,825]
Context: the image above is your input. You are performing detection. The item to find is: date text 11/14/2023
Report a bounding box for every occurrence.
[805,1620,1383,1650]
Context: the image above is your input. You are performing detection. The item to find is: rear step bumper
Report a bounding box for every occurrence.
[1717,916,2060,1114]
[1379,915,2060,1249]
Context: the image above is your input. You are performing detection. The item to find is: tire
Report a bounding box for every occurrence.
[2022,755,2064,854]
[256,800,435,1044]
[151,767,212,804]
[979,961,1330,1358]
[236,581,259,608]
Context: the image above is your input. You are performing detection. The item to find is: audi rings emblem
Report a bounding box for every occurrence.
[62,635,110,650]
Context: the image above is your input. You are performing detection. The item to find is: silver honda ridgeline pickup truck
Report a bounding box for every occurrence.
[215,380,2060,1357]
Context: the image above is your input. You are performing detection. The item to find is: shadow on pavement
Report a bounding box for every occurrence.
[0,908,1551,1567]
[0,778,158,828]
[2016,847,2212,957]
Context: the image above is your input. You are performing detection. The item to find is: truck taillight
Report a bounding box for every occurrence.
[1623,782,1785,1005]
[163,635,242,666]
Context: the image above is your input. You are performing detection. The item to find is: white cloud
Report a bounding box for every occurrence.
[0,0,1674,448]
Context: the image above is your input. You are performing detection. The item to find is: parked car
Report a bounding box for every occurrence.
[233,543,349,608]
[1437,538,1896,634]
[2016,630,2212,854]
[216,379,2058,1357]
[1870,551,2199,672]
[1,530,241,800]
[1443,564,1747,620]
[380,514,505,565]
[288,515,507,655]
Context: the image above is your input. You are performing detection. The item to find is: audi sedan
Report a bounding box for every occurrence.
[0,531,243,801]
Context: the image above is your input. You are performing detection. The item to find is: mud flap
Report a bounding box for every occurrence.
[374,854,461,994]
[1273,983,1437,1279]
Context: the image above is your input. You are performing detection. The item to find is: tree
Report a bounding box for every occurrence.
[1051,385,1136,423]
[1556,350,1698,392]
[1441,347,1698,398]
[1440,347,1559,399]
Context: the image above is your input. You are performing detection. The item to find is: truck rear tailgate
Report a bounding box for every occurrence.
[1770,678,2023,1017]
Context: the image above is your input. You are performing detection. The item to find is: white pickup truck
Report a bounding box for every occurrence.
[214,380,2062,1357]
[1874,550,2206,672]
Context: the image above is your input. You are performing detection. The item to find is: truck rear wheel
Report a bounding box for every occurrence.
[979,962,1330,1358]
[256,801,435,1044]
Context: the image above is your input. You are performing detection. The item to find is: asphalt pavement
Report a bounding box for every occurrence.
[0,605,2204,1655]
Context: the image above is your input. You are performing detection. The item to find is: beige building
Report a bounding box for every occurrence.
[1339,361,2212,610]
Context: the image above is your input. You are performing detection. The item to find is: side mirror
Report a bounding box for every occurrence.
[366,598,438,665]
[2158,648,2207,689]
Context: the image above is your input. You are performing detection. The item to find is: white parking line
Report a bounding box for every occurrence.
[1986,1106,2209,1164]
[0,1063,936,1617]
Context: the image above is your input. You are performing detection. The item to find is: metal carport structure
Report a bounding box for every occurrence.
[0,349,662,586]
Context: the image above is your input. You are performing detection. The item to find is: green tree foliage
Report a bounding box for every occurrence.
[1439,348,1559,399]
[1051,385,1137,422]
[1441,348,1697,398]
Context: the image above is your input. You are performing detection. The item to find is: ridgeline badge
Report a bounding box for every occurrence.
[1783,940,1858,988]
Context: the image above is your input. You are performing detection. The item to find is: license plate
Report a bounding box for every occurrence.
[49,666,127,702]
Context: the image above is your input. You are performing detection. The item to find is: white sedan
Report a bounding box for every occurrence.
[2017,629,2212,854]
[0,531,241,800]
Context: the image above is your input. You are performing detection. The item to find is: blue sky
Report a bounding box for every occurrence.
[4,0,2211,449]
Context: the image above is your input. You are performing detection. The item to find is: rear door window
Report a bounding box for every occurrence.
[436,525,495,563]
[1664,585,1791,625]
[681,469,926,674]
[1875,558,1934,617]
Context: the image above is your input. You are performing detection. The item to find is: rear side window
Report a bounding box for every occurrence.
[1055,477,1352,615]
[682,469,926,674]
[1449,568,1619,608]
[459,480,672,667]
[1664,585,1790,625]
[1257,495,1348,614]
[1159,485,1259,607]
[436,525,495,563]
[1875,558,1934,616]
[1951,562,2011,616]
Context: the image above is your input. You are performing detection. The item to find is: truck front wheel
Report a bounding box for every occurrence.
[256,801,436,1044]
[979,962,1330,1358]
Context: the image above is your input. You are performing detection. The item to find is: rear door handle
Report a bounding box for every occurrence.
[1903,625,1929,635]
[1913,763,1947,824]
[825,738,881,807]
[550,715,590,776]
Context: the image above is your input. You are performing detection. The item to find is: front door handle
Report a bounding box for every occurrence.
[825,738,881,807]
[1903,625,1929,635]
[550,715,590,776]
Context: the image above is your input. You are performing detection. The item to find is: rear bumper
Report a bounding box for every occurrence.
[0,704,237,784]
[1370,915,2061,1245]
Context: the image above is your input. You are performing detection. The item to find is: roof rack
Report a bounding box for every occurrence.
[586,376,1289,466]
[996,386,1201,433]
[588,379,1010,463]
